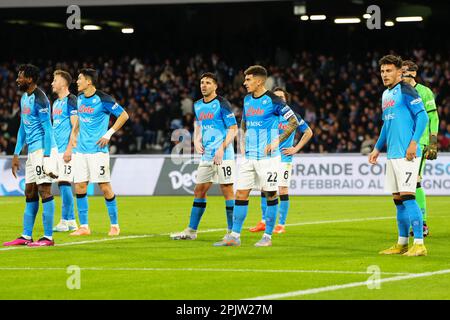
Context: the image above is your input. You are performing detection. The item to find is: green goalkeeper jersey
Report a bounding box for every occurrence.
[415,83,439,146]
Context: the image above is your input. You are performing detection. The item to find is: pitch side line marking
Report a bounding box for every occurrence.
[0,215,394,252]
[243,269,450,300]
[0,266,412,276]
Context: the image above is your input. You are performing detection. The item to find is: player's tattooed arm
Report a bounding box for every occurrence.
[282,127,313,155]
[279,115,299,144]
[265,115,299,155]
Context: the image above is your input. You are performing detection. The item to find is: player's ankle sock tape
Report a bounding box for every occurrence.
[260,192,266,198]
[267,199,279,206]
[58,181,71,187]
[416,182,421,188]
[394,199,403,205]
[401,194,416,201]
[26,197,39,203]
[76,193,87,198]
[280,195,289,201]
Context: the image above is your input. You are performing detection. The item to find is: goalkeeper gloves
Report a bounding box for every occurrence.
[425,135,438,160]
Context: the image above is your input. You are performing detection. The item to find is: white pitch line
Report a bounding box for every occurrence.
[244,269,450,300]
[0,215,394,252]
[0,266,412,276]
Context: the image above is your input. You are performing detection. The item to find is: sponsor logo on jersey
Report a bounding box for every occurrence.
[384,113,395,121]
[112,103,119,110]
[53,108,63,116]
[198,111,215,120]
[39,107,49,113]
[382,99,395,110]
[246,120,263,127]
[226,113,235,118]
[246,106,265,117]
[79,105,95,114]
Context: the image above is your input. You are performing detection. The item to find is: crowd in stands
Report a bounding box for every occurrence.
[1,50,449,156]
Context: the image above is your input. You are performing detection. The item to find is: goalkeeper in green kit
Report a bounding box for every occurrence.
[402,60,439,237]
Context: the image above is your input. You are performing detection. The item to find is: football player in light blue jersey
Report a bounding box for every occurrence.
[70,68,129,237]
[215,65,299,247]
[51,70,79,232]
[369,55,429,256]
[250,87,313,234]
[4,64,59,247]
[170,72,238,242]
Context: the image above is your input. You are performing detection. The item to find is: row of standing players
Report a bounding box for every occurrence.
[4,65,129,247]
[171,59,439,253]
[3,58,439,253]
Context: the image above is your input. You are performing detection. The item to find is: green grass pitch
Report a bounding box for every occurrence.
[0,195,449,300]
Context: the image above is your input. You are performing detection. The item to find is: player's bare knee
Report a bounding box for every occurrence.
[278,187,289,196]
[25,183,39,200]
[194,183,210,198]
[99,183,114,198]
[75,182,88,195]
[265,190,277,201]
[220,184,234,200]
[236,189,250,200]
[38,183,52,200]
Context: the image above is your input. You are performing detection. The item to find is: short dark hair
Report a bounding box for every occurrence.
[53,70,72,86]
[244,65,268,78]
[379,55,403,69]
[79,68,98,86]
[402,60,419,72]
[273,87,291,104]
[18,64,40,83]
[200,72,217,83]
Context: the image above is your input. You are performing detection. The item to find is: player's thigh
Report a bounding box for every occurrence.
[25,152,36,184]
[31,149,54,185]
[278,161,292,188]
[57,153,74,183]
[257,156,280,192]
[236,158,257,190]
[196,161,215,184]
[393,158,421,193]
[217,160,235,185]
[384,159,399,194]
[87,152,111,183]
[73,153,89,184]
